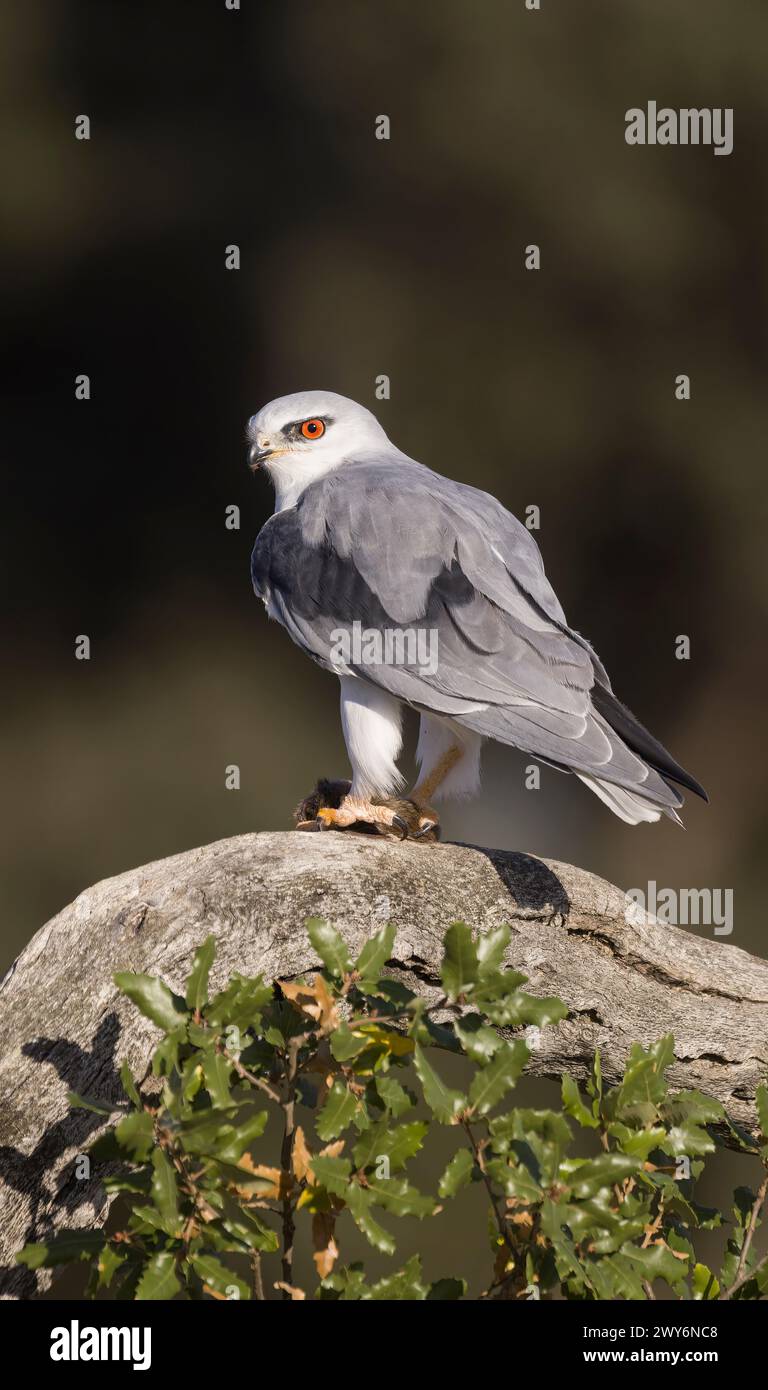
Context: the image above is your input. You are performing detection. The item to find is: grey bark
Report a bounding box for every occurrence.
[1,830,766,1298]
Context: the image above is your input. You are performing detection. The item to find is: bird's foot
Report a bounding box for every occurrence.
[294,778,365,831]
[293,780,440,842]
[372,796,441,842]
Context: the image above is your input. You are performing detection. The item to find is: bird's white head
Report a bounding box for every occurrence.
[246,390,390,510]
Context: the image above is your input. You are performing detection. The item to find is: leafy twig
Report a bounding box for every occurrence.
[721,1175,768,1299]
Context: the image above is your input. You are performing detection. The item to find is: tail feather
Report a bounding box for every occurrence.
[577,773,683,826]
[591,684,708,802]
[456,682,705,826]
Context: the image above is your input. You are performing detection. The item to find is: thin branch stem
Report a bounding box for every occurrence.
[721,1249,768,1301]
[721,1175,768,1299]
[279,1036,301,1298]
[461,1118,508,1248]
[225,1051,282,1105]
[251,1252,265,1301]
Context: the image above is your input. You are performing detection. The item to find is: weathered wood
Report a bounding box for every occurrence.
[1,830,766,1298]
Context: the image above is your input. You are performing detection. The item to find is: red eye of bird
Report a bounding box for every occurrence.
[301,418,325,439]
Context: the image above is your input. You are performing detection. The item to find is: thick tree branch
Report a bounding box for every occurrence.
[1,830,766,1298]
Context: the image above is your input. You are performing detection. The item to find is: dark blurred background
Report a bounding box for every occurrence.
[3,0,766,969]
[3,0,767,1298]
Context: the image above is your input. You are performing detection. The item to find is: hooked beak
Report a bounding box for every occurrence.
[248,443,272,471]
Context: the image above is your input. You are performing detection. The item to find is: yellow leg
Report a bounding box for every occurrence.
[316,797,407,833]
[411,743,464,804]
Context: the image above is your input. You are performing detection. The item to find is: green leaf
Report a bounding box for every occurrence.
[216,1201,279,1254]
[665,1119,716,1158]
[131,1204,176,1236]
[319,1263,370,1300]
[134,1250,181,1301]
[732,1185,756,1232]
[364,1175,435,1218]
[606,1122,667,1160]
[467,969,528,1002]
[346,1184,396,1254]
[721,1115,761,1154]
[16,1231,106,1269]
[185,934,216,1012]
[562,1075,599,1129]
[688,1201,723,1231]
[151,1148,181,1235]
[151,1026,187,1078]
[663,1089,724,1126]
[692,1262,720,1300]
[181,1056,204,1103]
[660,1090,722,1158]
[368,1254,428,1301]
[215,1111,269,1164]
[496,1106,572,1150]
[479,990,568,1028]
[565,1193,644,1251]
[586,1048,603,1107]
[120,1059,141,1107]
[441,922,479,1001]
[67,1091,121,1116]
[621,1240,689,1286]
[381,1121,428,1170]
[539,1199,595,1290]
[316,1079,359,1141]
[413,1043,465,1124]
[427,1277,466,1300]
[416,1016,463,1054]
[485,1158,543,1202]
[178,1110,262,1162]
[614,1035,675,1111]
[330,1023,371,1063]
[468,1040,528,1115]
[191,1254,250,1300]
[186,1022,215,1048]
[103,1167,152,1195]
[438,1148,475,1198]
[178,1108,238,1151]
[311,1154,353,1196]
[202,1052,233,1109]
[566,1153,640,1199]
[354,922,396,981]
[114,971,188,1032]
[206,974,273,1028]
[583,1251,644,1301]
[114,1110,155,1161]
[374,1075,414,1118]
[453,1014,503,1064]
[476,924,512,978]
[353,1121,428,1173]
[366,977,417,1009]
[307,917,352,977]
[96,1245,129,1289]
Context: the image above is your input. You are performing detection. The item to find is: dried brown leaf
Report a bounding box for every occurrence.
[293,1126,315,1184]
[312,1211,340,1279]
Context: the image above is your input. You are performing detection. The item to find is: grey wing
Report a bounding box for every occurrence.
[251,457,698,811]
